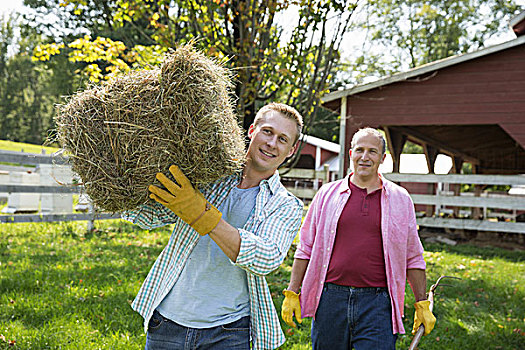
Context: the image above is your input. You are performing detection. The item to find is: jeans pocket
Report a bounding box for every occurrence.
[221,316,250,332]
[148,311,164,331]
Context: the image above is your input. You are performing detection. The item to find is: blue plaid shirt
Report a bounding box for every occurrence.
[122,171,303,349]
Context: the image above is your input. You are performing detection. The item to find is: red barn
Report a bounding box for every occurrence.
[322,15,525,177]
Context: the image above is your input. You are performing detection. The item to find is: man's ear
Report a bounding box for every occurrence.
[247,124,255,139]
[287,143,297,158]
[380,152,386,164]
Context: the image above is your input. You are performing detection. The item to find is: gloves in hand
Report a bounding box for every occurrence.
[148,165,222,235]
[412,300,436,336]
[281,289,302,328]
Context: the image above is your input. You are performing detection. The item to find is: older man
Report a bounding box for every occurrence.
[281,127,435,349]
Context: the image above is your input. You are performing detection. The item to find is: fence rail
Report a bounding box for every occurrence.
[0,184,82,194]
[0,212,120,224]
[1,150,118,227]
[383,173,525,186]
[280,168,524,235]
[0,149,68,165]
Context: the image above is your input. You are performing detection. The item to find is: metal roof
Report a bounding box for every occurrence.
[322,35,525,103]
[300,134,340,153]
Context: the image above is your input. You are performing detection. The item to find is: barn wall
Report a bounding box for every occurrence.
[341,43,525,175]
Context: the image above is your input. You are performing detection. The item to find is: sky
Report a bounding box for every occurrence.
[0,0,24,16]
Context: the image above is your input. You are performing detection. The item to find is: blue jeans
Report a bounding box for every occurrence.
[312,283,398,350]
[145,310,251,350]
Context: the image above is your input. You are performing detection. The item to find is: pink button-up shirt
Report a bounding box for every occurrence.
[295,175,426,334]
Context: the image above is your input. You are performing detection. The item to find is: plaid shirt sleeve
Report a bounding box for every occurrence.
[121,201,179,229]
[235,194,302,276]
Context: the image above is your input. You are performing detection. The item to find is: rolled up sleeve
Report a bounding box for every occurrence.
[121,202,179,229]
[235,198,302,276]
[405,199,426,270]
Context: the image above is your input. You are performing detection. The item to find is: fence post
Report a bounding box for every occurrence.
[323,164,330,184]
[87,202,95,232]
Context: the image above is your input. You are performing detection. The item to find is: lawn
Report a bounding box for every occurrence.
[0,220,523,349]
[0,140,59,155]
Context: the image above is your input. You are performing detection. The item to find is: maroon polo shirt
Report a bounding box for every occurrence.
[325,179,387,287]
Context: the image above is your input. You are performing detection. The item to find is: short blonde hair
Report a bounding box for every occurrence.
[253,102,303,144]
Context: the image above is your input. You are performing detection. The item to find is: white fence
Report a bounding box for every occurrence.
[384,173,525,234]
[0,150,119,225]
[281,167,525,235]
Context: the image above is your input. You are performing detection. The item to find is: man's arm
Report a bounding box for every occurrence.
[209,219,241,262]
[148,165,302,274]
[407,268,427,301]
[408,268,436,336]
[121,201,179,229]
[281,258,309,327]
[286,258,309,293]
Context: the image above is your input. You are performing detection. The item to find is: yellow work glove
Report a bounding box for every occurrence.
[281,290,302,328]
[412,300,436,336]
[148,165,222,235]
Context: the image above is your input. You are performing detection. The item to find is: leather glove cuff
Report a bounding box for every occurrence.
[191,202,222,236]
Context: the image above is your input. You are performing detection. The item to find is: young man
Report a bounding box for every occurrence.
[123,103,304,350]
[281,127,436,349]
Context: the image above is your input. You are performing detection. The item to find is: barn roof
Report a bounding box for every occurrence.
[323,35,525,104]
[300,134,339,153]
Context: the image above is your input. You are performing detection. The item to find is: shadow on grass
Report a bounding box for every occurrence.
[424,242,524,263]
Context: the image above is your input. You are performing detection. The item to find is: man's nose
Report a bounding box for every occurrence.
[361,150,371,159]
[266,136,277,148]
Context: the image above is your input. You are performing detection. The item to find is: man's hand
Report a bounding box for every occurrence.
[281,290,302,328]
[148,165,222,235]
[412,300,436,336]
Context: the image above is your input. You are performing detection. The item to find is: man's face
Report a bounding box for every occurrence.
[349,133,386,181]
[246,111,298,175]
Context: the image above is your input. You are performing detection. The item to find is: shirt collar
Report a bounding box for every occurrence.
[263,171,280,195]
[233,169,280,195]
[342,172,390,196]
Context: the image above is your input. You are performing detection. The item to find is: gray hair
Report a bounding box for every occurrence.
[350,127,386,155]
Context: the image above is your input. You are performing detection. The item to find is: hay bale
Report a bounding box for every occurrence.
[55,44,245,212]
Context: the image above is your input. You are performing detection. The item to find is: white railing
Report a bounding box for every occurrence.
[279,164,330,200]
[383,173,525,234]
[0,150,119,225]
[280,168,525,234]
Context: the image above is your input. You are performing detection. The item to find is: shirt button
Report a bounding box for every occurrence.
[323,264,326,268]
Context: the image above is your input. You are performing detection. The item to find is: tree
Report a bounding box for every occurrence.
[0,14,78,144]
[30,0,358,134]
[344,0,522,84]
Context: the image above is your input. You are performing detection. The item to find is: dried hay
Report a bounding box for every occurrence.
[55,44,245,212]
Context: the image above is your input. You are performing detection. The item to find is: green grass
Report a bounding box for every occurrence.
[273,244,525,350]
[0,140,59,155]
[1,221,523,349]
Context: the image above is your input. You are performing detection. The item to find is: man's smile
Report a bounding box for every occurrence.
[260,149,276,158]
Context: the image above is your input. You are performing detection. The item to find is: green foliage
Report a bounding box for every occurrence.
[0,14,79,145]
[403,140,424,154]
[346,0,523,84]
[27,0,358,133]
